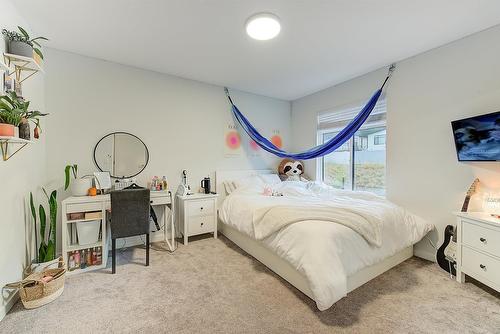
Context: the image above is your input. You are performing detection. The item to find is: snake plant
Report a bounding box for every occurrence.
[29,189,57,263]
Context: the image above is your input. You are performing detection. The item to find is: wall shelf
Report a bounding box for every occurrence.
[3,53,44,83]
[0,136,33,161]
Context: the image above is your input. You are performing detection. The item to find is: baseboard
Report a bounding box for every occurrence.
[0,290,18,322]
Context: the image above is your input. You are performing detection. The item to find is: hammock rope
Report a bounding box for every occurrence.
[225,64,395,160]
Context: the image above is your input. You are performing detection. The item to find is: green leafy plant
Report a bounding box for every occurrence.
[29,189,57,263]
[64,164,78,190]
[0,91,48,132]
[2,26,49,59]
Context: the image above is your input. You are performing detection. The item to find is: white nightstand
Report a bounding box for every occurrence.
[455,212,500,292]
[177,193,219,245]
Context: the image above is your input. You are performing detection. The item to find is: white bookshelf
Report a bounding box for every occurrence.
[61,196,108,275]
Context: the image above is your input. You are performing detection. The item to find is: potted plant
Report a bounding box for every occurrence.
[0,91,47,139]
[0,93,22,137]
[1,26,48,60]
[27,189,59,274]
[65,164,92,197]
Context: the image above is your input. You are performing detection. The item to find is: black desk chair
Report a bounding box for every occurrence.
[110,187,150,274]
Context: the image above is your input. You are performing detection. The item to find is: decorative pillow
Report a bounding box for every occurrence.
[278,159,308,182]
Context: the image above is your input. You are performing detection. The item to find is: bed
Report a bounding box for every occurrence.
[216,170,434,311]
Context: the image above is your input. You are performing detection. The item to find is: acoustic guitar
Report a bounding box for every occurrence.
[436,178,479,275]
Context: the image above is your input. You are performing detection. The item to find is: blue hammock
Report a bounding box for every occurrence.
[225,65,395,160]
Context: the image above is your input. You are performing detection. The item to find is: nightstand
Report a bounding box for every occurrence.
[455,212,500,292]
[177,193,219,245]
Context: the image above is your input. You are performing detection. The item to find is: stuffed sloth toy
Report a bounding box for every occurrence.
[278,159,308,181]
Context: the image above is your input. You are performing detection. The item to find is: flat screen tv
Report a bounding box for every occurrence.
[451,111,500,161]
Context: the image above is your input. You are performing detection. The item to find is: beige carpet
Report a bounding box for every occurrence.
[1,236,499,334]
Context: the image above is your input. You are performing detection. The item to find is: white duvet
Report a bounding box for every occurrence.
[219,180,434,311]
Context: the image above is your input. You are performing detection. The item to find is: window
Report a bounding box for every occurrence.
[374,134,386,145]
[317,99,386,196]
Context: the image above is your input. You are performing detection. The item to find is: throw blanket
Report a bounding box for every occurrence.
[253,203,382,247]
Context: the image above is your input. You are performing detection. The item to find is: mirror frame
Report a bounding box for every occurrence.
[93,131,150,179]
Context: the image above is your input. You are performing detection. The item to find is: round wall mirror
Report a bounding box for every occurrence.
[93,132,149,179]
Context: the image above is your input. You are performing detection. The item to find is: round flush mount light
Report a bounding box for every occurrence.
[245,13,281,41]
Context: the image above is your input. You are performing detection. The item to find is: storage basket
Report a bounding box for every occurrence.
[6,257,66,309]
[76,219,100,245]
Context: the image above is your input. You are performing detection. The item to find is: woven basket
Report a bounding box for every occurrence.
[6,257,66,309]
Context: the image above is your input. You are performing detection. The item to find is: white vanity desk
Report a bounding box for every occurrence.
[61,190,175,275]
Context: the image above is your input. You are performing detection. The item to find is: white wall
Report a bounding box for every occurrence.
[43,48,291,251]
[0,0,47,320]
[292,25,500,261]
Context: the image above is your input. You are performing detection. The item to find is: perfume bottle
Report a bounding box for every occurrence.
[162,176,168,191]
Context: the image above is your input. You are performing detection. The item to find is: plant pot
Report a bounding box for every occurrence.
[76,220,100,245]
[71,178,92,197]
[19,120,30,140]
[0,123,15,137]
[8,41,33,58]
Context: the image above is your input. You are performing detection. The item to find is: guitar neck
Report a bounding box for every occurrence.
[461,196,471,212]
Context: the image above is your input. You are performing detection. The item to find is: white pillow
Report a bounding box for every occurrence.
[259,173,281,185]
[233,175,264,189]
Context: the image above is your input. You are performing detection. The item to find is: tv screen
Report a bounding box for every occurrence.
[451,111,500,161]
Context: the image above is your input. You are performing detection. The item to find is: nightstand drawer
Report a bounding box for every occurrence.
[462,247,500,286]
[188,215,215,235]
[186,199,214,217]
[462,220,500,256]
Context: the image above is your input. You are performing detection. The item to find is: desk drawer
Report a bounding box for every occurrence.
[462,247,500,286]
[462,220,500,256]
[188,215,215,236]
[186,199,214,217]
[150,196,169,206]
[66,202,102,214]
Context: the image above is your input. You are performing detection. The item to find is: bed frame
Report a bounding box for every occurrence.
[215,169,413,302]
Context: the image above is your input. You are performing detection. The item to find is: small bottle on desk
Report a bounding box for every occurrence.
[80,250,87,269]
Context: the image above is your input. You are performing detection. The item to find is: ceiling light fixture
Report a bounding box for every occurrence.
[245,13,281,41]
